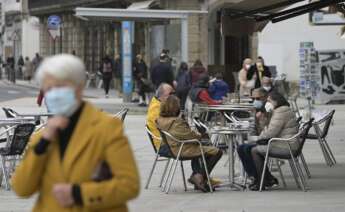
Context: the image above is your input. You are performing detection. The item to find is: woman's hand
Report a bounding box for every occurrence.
[42,117,69,141]
[52,184,74,207]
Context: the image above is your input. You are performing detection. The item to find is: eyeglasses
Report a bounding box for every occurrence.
[252,97,263,100]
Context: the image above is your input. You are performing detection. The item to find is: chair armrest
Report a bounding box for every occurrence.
[0,126,16,137]
[174,139,201,144]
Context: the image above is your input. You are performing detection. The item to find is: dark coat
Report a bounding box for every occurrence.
[151,62,174,88]
[133,60,148,79]
[190,66,207,85]
[247,65,272,88]
[176,71,192,109]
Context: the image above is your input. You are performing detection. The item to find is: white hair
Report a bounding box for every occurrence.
[36,54,86,86]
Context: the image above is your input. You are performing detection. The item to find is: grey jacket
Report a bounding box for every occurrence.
[258,106,298,152]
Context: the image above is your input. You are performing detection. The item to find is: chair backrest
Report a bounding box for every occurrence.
[316,110,335,139]
[6,123,36,156]
[2,108,17,118]
[114,108,129,122]
[145,125,161,153]
[193,118,208,134]
[156,127,177,158]
[295,118,314,156]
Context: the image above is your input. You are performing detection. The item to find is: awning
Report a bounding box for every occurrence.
[220,0,305,36]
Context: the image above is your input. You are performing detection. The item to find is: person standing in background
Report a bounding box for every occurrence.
[23,57,34,82]
[151,54,174,89]
[32,53,43,73]
[100,55,113,98]
[133,54,149,106]
[239,58,255,96]
[190,60,207,85]
[247,57,272,89]
[113,54,122,97]
[18,55,25,79]
[175,62,191,110]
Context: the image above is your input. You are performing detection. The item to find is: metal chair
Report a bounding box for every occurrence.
[144,125,171,190]
[306,110,336,166]
[157,128,213,194]
[0,123,36,190]
[259,119,314,192]
[114,108,129,122]
[288,96,301,118]
[2,108,18,118]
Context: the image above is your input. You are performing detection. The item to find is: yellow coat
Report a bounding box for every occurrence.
[11,102,140,212]
[146,96,161,149]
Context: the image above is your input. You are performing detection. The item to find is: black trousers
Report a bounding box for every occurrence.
[191,150,223,178]
[103,77,111,95]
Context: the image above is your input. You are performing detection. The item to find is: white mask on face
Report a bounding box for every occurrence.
[245,64,251,70]
[265,102,275,113]
[263,86,272,91]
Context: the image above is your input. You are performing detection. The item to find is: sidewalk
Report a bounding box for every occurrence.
[2,80,148,115]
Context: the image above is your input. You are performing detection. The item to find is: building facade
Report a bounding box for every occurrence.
[29,0,288,90]
[0,0,39,65]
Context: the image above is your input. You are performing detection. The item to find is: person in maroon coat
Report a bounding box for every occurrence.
[190,60,207,85]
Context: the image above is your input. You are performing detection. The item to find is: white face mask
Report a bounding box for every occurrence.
[44,87,79,117]
[263,86,272,91]
[245,64,251,70]
[265,102,275,113]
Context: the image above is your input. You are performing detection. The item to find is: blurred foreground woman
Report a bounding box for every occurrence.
[11,54,140,212]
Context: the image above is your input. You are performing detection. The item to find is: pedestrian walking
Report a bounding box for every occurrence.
[113,54,122,96]
[175,62,191,110]
[100,55,113,98]
[12,54,140,211]
[133,54,149,106]
[32,53,42,71]
[17,55,24,79]
[151,54,174,89]
[23,57,34,81]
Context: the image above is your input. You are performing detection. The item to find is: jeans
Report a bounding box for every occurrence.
[237,143,258,179]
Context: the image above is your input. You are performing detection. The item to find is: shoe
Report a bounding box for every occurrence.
[249,183,263,191]
[210,178,222,187]
[138,103,147,107]
[188,174,207,192]
[131,99,139,103]
[105,94,109,98]
[265,178,279,188]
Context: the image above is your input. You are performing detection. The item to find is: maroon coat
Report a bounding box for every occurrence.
[190,66,207,85]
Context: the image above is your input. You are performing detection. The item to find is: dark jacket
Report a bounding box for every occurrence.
[247,65,272,88]
[190,66,207,85]
[176,71,192,109]
[151,62,174,88]
[208,80,229,100]
[133,60,148,79]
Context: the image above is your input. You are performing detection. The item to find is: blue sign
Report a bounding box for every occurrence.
[47,15,61,29]
[122,21,133,96]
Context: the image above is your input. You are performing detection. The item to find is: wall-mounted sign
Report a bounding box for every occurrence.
[47,15,61,40]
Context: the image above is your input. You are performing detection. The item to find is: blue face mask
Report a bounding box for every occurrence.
[253,100,264,109]
[44,87,79,117]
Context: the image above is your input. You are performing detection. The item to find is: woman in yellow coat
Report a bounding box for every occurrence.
[11,54,140,212]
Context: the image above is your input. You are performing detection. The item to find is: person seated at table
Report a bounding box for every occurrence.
[261,76,274,93]
[156,95,223,192]
[208,72,230,101]
[252,88,270,135]
[146,83,174,151]
[188,74,222,105]
[238,91,298,191]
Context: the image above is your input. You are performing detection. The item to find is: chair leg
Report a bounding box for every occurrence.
[291,158,306,191]
[295,158,308,191]
[276,159,287,188]
[159,159,171,188]
[162,159,175,192]
[145,154,160,189]
[0,156,9,190]
[165,159,179,194]
[314,126,333,166]
[300,153,311,179]
[289,159,301,189]
[259,151,270,192]
[323,138,337,165]
[180,161,187,192]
